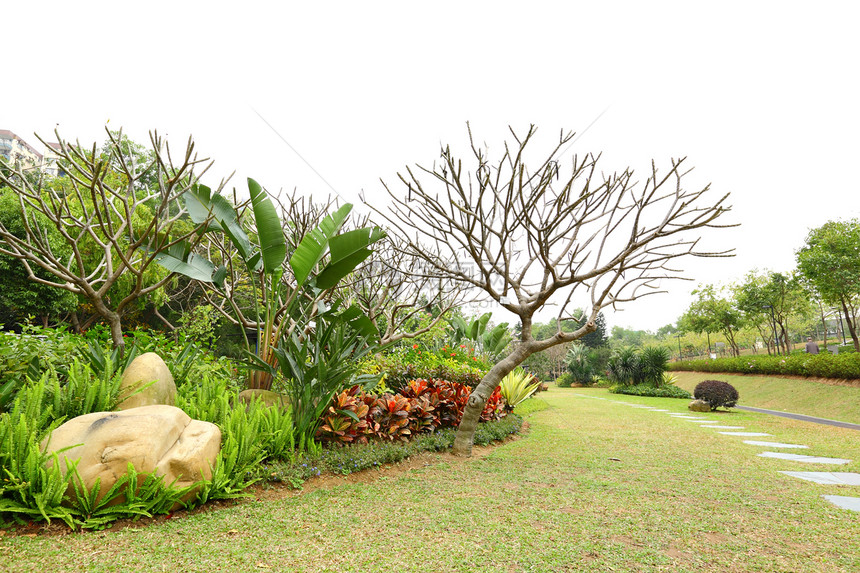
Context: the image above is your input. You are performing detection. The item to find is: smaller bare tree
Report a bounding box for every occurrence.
[374,124,734,455]
[0,128,222,352]
[347,241,467,345]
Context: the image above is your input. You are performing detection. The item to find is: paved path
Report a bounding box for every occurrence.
[735,406,860,431]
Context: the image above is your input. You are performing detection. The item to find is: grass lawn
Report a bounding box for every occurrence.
[673,371,860,425]
[3,387,859,572]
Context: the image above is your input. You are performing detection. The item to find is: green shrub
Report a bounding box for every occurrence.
[670,352,860,379]
[259,414,523,487]
[565,344,598,386]
[693,379,739,410]
[609,383,691,399]
[555,372,574,388]
[0,368,202,530]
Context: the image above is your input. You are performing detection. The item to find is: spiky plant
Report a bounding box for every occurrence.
[640,346,671,387]
[499,368,540,411]
[607,347,642,386]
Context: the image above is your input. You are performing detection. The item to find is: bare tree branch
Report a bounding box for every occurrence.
[370,123,735,455]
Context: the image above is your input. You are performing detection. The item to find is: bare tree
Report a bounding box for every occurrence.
[374,124,734,455]
[0,128,221,353]
[347,241,467,345]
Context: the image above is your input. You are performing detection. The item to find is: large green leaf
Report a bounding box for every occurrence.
[184,184,254,261]
[153,249,215,282]
[327,227,387,264]
[184,184,233,230]
[315,227,384,289]
[315,249,373,290]
[248,178,286,274]
[289,204,352,287]
[339,304,379,338]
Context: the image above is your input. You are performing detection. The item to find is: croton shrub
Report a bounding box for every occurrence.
[316,378,506,445]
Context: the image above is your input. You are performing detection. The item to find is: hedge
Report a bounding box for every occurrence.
[669,352,860,380]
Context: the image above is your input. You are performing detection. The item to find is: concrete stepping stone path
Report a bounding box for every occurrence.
[822,495,860,512]
[583,393,860,512]
[757,452,851,464]
[743,440,809,449]
[779,472,860,485]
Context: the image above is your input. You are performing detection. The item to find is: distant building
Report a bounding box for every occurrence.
[0,129,43,170]
[0,130,63,176]
[41,142,64,177]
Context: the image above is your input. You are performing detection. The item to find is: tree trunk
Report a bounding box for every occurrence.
[779,322,791,354]
[842,299,860,352]
[91,297,126,356]
[819,305,828,349]
[452,342,532,456]
[70,312,82,334]
[107,313,126,357]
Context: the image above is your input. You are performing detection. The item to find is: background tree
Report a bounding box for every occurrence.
[375,124,732,455]
[796,219,860,351]
[609,325,649,349]
[0,190,78,327]
[577,312,608,348]
[733,270,810,355]
[0,128,218,352]
[678,284,743,357]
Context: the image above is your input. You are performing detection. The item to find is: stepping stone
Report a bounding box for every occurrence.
[780,472,860,485]
[668,414,700,419]
[823,495,860,512]
[682,418,710,422]
[758,452,851,464]
[650,409,670,412]
[744,440,809,449]
[702,425,745,430]
[719,431,772,436]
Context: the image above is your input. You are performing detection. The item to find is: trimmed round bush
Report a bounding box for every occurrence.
[693,379,739,410]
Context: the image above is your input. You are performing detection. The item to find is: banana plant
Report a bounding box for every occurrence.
[448,312,511,362]
[160,178,385,390]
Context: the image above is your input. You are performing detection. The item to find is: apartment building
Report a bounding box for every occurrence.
[0,129,66,178]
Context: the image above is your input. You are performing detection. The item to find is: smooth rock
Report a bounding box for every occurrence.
[117,352,176,410]
[42,405,220,505]
[688,399,710,412]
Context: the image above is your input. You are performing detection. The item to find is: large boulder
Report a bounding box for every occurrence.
[42,405,220,505]
[117,352,176,410]
[688,399,711,412]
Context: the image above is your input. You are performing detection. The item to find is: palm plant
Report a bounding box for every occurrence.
[565,343,597,386]
[607,347,643,386]
[639,346,671,387]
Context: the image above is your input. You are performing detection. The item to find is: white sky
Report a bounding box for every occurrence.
[4,1,859,332]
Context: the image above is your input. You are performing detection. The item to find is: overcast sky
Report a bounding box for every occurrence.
[4,1,859,332]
